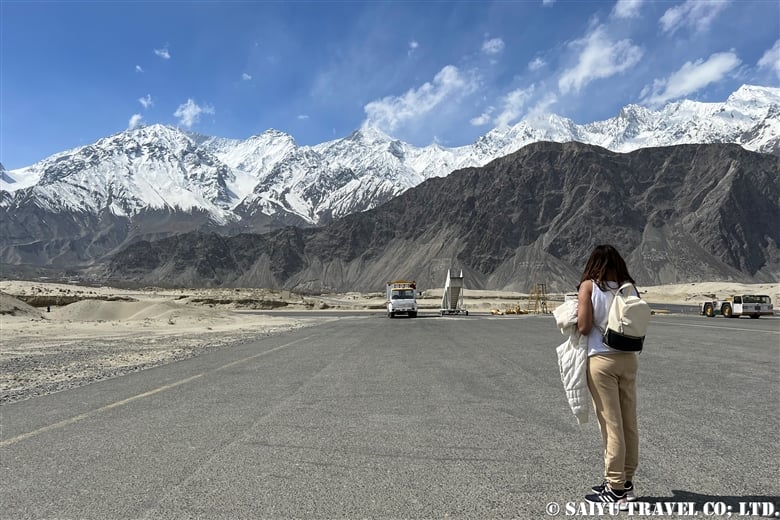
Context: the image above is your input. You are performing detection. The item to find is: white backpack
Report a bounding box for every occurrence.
[602,283,651,352]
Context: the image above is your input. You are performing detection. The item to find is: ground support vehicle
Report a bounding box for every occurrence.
[700,295,773,319]
[386,280,418,318]
[440,269,468,316]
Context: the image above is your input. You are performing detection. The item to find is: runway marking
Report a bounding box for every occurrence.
[0,374,203,448]
[214,337,310,371]
[656,321,780,334]
[0,336,312,447]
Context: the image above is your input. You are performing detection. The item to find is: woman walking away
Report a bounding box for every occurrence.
[577,245,640,505]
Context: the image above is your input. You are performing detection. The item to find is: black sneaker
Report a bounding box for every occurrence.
[592,479,636,501]
[585,484,627,504]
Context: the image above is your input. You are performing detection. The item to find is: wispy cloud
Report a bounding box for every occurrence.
[558,25,643,94]
[526,92,559,119]
[408,40,419,56]
[482,37,505,55]
[470,107,494,126]
[128,114,143,130]
[363,65,479,132]
[138,94,153,109]
[542,0,555,6]
[173,99,215,129]
[757,39,780,79]
[641,51,741,107]
[495,86,535,127]
[611,0,644,19]
[528,57,546,71]
[242,73,252,81]
[297,114,310,120]
[154,45,171,60]
[135,65,144,73]
[659,0,730,35]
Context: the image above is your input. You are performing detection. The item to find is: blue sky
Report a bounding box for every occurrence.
[2,0,779,169]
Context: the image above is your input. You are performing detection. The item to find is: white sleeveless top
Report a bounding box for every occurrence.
[587,280,638,357]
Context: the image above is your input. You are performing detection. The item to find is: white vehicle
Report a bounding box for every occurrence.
[386,280,418,318]
[700,295,774,319]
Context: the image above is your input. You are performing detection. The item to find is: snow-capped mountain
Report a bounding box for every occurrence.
[2,125,242,223]
[1,84,778,243]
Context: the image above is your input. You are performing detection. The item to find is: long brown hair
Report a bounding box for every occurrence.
[578,244,635,290]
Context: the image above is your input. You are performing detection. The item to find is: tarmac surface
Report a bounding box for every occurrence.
[2,313,778,519]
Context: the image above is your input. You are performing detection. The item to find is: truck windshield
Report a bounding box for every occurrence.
[742,295,770,304]
[393,290,415,299]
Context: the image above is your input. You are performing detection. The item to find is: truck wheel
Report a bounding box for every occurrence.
[750,314,760,319]
[704,303,714,317]
[409,311,417,318]
[722,304,732,318]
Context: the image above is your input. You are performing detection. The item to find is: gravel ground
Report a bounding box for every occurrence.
[0,325,314,405]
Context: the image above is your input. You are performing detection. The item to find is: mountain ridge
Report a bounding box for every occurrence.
[101,141,780,292]
[1,85,779,280]
[3,84,778,228]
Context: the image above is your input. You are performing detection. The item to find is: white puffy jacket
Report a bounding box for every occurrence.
[553,299,590,425]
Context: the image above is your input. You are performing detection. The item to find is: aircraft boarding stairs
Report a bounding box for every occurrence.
[440,269,468,316]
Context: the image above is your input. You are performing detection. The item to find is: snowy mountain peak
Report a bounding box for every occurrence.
[728,84,780,105]
[255,128,296,141]
[208,129,298,180]
[351,124,394,143]
[116,123,191,147]
[2,122,238,221]
[3,83,778,226]
[617,104,652,122]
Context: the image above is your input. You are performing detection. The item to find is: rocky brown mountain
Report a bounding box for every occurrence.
[101,142,779,293]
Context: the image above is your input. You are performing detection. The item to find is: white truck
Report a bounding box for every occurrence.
[700,294,774,319]
[386,280,418,318]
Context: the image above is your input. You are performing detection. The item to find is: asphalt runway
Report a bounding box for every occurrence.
[2,313,778,519]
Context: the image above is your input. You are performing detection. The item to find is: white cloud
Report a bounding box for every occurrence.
[558,25,643,94]
[543,0,555,5]
[659,0,730,35]
[135,65,144,73]
[242,73,252,81]
[611,0,644,19]
[297,114,309,120]
[128,114,143,130]
[495,86,535,127]
[173,99,215,129]
[470,107,494,126]
[154,45,171,59]
[526,92,559,118]
[363,65,479,131]
[641,51,741,107]
[528,57,546,71]
[408,40,419,56]
[482,38,505,55]
[138,94,153,109]
[757,40,780,79]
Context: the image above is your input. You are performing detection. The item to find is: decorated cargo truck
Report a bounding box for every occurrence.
[386,280,418,318]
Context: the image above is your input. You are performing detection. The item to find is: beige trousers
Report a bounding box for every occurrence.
[587,353,639,490]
